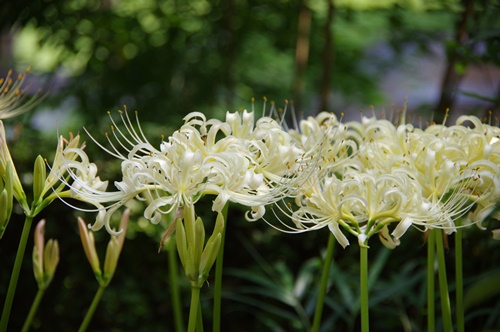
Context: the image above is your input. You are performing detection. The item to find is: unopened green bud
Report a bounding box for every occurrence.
[32,220,58,289]
[102,209,129,286]
[1,121,28,211]
[5,161,28,212]
[43,239,59,287]
[176,205,226,288]
[199,212,224,278]
[33,155,46,205]
[77,217,102,277]
[176,216,188,272]
[103,237,119,286]
[193,216,205,268]
[200,233,221,280]
[32,219,46,286]
[0,176,14,238]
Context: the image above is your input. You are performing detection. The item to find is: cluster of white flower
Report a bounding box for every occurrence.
[65,105,332,235]
[276,111,500,248]
[64,104,500,248]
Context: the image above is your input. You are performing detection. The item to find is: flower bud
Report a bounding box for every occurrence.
[0,174,13,238]
[103,237,120,286]
[199,212,224,278]
[32,219,59,289]
[33,155,46,205]
[0,122,28,211]
[77,217,102,278]
[43,239,59,286]
[32,220,46,286]
[176,205,225,288]
[102,209,129,286]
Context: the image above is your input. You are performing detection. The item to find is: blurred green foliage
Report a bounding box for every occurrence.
[7,0,494,126]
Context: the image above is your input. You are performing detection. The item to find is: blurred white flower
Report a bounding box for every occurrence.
[0,68,43,120]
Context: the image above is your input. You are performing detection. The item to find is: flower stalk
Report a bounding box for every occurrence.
[435,230,453,332]
[188,286,201,332]
[455,227,464,332]
[78,286,106,332]
[167,236,185,332]
[360,244,369,332]
[23,219,60,332]
[311,232,335,332]
[427,229,436,332]
[0,216,34,332]
[77,210,129,331]
[21,288,44,332]
[212,202,229,332]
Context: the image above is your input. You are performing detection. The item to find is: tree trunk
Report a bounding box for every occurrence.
[319,0,335,114]
[222,0,236,109]
[292,2,311,113]
[434,0,474,123]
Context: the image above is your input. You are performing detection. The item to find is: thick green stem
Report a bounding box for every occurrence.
[360,245,369,332]
[196,299,204,332]
[21,288,45,332]
[455,228,464,332]
[0,216,34,332]
[168,237,185,332]
[78,285,106,332]
[311,232,335,332]
[212,203,229,332]
[188,286,201,332]
[435,231,453,332]
[427,230,436,332]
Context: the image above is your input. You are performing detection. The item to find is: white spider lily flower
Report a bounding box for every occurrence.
[33,133,112,220]
[269,171,429,249]
[288,112,360,177]
[225,109,257,140]
[398,129,479,232]
[0,68,43,120]
[336,172,430,247]
[344,115,413,174]
[67,108,281,232]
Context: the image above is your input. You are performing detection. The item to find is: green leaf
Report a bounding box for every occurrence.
[464,270,500,311]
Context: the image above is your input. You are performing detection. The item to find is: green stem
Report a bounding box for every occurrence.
[188,286,201,332]
[78,285,106,332]
[311,232,335,332]
[360,245,369,332]
[427,230,436,332]
[435,231,453,332]
[196,299,204,332]
[0,216,34,332]
[212,203,229,332]
[168,237,185,332]
[21,288,45,332]
[455,228,464,332]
